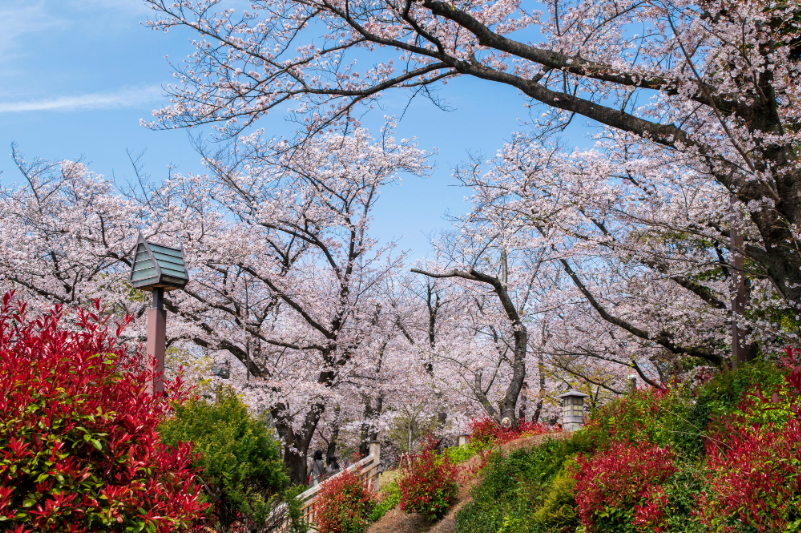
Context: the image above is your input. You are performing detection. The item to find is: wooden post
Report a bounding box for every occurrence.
[457,434,469,447]
[146,288,166,395]
[368,441,381,492]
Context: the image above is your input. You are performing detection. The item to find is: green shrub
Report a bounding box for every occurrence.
[158,388,296,531]
[369,482,400,522]
[445,443,478,464]
[700,361,791,430]
[585,362,787,460]
[533,460,578,531]
[660,462,706,533]
[455,437,573,533]
[586,385,699,454]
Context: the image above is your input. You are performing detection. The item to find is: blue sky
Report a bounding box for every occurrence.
[0,0,590,257]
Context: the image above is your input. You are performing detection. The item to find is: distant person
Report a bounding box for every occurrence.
[309,450,327,487]
[327,456,341,476]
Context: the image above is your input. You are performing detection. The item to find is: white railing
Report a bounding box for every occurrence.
[276,442,381,533]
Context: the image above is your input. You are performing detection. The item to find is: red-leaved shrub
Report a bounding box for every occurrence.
[467,418,500,448]
[0,293,208,532]
[698,355,801,533]
[398,437,458,521]
[574,441,677,533]
[467,417,554,448]
[314,468,374,533]
[698,419,801,533]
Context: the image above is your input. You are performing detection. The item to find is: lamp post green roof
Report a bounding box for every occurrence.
[129,233,189,291]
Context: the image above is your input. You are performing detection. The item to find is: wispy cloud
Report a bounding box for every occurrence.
[0,85,165,113]
[0,3,66,60]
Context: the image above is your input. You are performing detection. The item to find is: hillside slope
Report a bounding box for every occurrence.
[367,432,568,533]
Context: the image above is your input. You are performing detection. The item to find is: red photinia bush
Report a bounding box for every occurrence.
[781,346,801,403]
[467,418,500,448]
[0,293,208,532]
[699,419,801,533]
[398,437,458,521]
[698,358,801,533]
[315,467,374,533]
[574,441,677,533]
[467,417,554,448]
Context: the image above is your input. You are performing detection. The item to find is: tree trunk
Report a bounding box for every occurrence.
[359,394,384,457]
[283,443,308,486]
[359,398,374,457]
[326,407,341,464]
[518,382,528,422]
[275,400,328,485]
[532,351,546,423]
[411,267,529,427]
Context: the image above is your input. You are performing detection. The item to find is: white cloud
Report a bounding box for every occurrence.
[0,1,150,63]
[0,3,66,58]
[0,85,165,113]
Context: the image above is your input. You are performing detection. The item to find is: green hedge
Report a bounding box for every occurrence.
[158,388,303,531]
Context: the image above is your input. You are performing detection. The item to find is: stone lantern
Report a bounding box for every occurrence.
[211,363,231,379]
[559,390,589,432]
[129,233,189,395]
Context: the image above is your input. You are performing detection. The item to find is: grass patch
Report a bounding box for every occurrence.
[455,433,593,533]
[370,481,401,522]
[445,443,478,464]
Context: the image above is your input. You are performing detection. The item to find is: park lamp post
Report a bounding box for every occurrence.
[559,390,589,432]
[129,233,189,395]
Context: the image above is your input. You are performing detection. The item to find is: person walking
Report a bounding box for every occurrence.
[309,450,327,487]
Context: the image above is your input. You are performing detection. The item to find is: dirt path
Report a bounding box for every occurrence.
[366,432,568,533]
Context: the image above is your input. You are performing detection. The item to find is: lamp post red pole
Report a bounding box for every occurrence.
[129,235,188,394]
[146,288,166,395]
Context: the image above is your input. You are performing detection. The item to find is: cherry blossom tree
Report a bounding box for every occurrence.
[0,129,435,483]
[0,146,218,385]
[394,215,560,427]
[448,129,799,393]
[0,145,147,319]
[144,0,801,312]
[144,126,430,482]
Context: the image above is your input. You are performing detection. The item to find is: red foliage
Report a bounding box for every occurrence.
[0,293,208,532]
[633,488,668,533]
[781,346,801,405]
[398,436,458,520]
[574,441,676,533]
[698,358,801,533]
[467,417,555,447]
[698,419,801,533]
[315,468,374,533]
[467,418,500,448]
